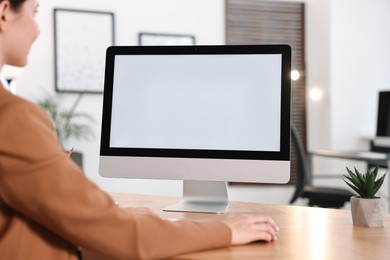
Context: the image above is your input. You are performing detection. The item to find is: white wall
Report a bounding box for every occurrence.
[310,0,390,180]
[305,0,332,149]
[331,0,390,149]
[13,0,390,198]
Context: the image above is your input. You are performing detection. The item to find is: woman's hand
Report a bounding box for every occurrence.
[223,215,279,245]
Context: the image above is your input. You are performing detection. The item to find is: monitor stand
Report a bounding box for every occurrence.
[163,180,229,214]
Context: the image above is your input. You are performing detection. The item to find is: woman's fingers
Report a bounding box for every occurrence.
[223,215,279,245]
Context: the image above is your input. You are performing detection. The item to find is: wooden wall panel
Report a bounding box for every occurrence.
[226,0,306,184]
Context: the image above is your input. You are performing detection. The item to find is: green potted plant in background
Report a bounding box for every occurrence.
[343,165,387,227]
[37,93,95,169]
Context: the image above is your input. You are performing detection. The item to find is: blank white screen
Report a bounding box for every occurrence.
[110,54,282,151]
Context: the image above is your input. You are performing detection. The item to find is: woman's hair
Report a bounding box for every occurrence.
[0,0,26,11]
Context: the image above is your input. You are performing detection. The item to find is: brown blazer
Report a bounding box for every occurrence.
[0,87,231,259]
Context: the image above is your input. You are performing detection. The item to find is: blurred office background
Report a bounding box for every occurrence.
[7,0,390,209]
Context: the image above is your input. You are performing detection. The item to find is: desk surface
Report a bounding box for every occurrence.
[309,149,390,161]
[111,193,390,260]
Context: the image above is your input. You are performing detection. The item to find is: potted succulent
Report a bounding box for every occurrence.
[343,165,387,227]
[37,93,95,168]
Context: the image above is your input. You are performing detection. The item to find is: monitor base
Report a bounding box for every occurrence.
[163,180,229,214]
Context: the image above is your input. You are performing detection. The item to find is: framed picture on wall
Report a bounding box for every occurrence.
[54,8,115,93]
[139,32,196,46]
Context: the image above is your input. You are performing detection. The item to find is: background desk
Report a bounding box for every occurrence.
[307,149,390,176]
[308,149,390,211]
[110,193,390,260]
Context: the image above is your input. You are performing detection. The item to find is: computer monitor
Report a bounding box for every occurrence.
[373,91,390,148]
[100,45,291,214]
[376,91,390,137]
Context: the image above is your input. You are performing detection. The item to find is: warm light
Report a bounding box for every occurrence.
[307,209,329,260]
[291,70,300,81]
[309,88,323,101]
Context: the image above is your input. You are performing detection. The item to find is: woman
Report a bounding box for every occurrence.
[0,0,279,259]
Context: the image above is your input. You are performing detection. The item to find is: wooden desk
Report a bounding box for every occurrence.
[111,193,390,260]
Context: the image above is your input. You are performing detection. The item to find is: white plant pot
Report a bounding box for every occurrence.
[350,196,385,227]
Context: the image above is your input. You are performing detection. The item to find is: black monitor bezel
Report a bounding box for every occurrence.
[376,91,390,137]
[100,45,291,161]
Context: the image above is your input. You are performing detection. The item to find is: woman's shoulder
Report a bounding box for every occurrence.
[0,88,47,122]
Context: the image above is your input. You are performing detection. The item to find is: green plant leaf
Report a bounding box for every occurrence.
[343,165,386,198]
[345,167,363,190]
[371,165,378,180]
[344,179,364,197]
[343,175,358,190]
[344,166,385,198]
[363,168,375,198]
[354,167,365,183]
[372,172,387,197]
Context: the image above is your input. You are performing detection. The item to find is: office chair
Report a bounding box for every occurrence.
[289,124,355,208]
